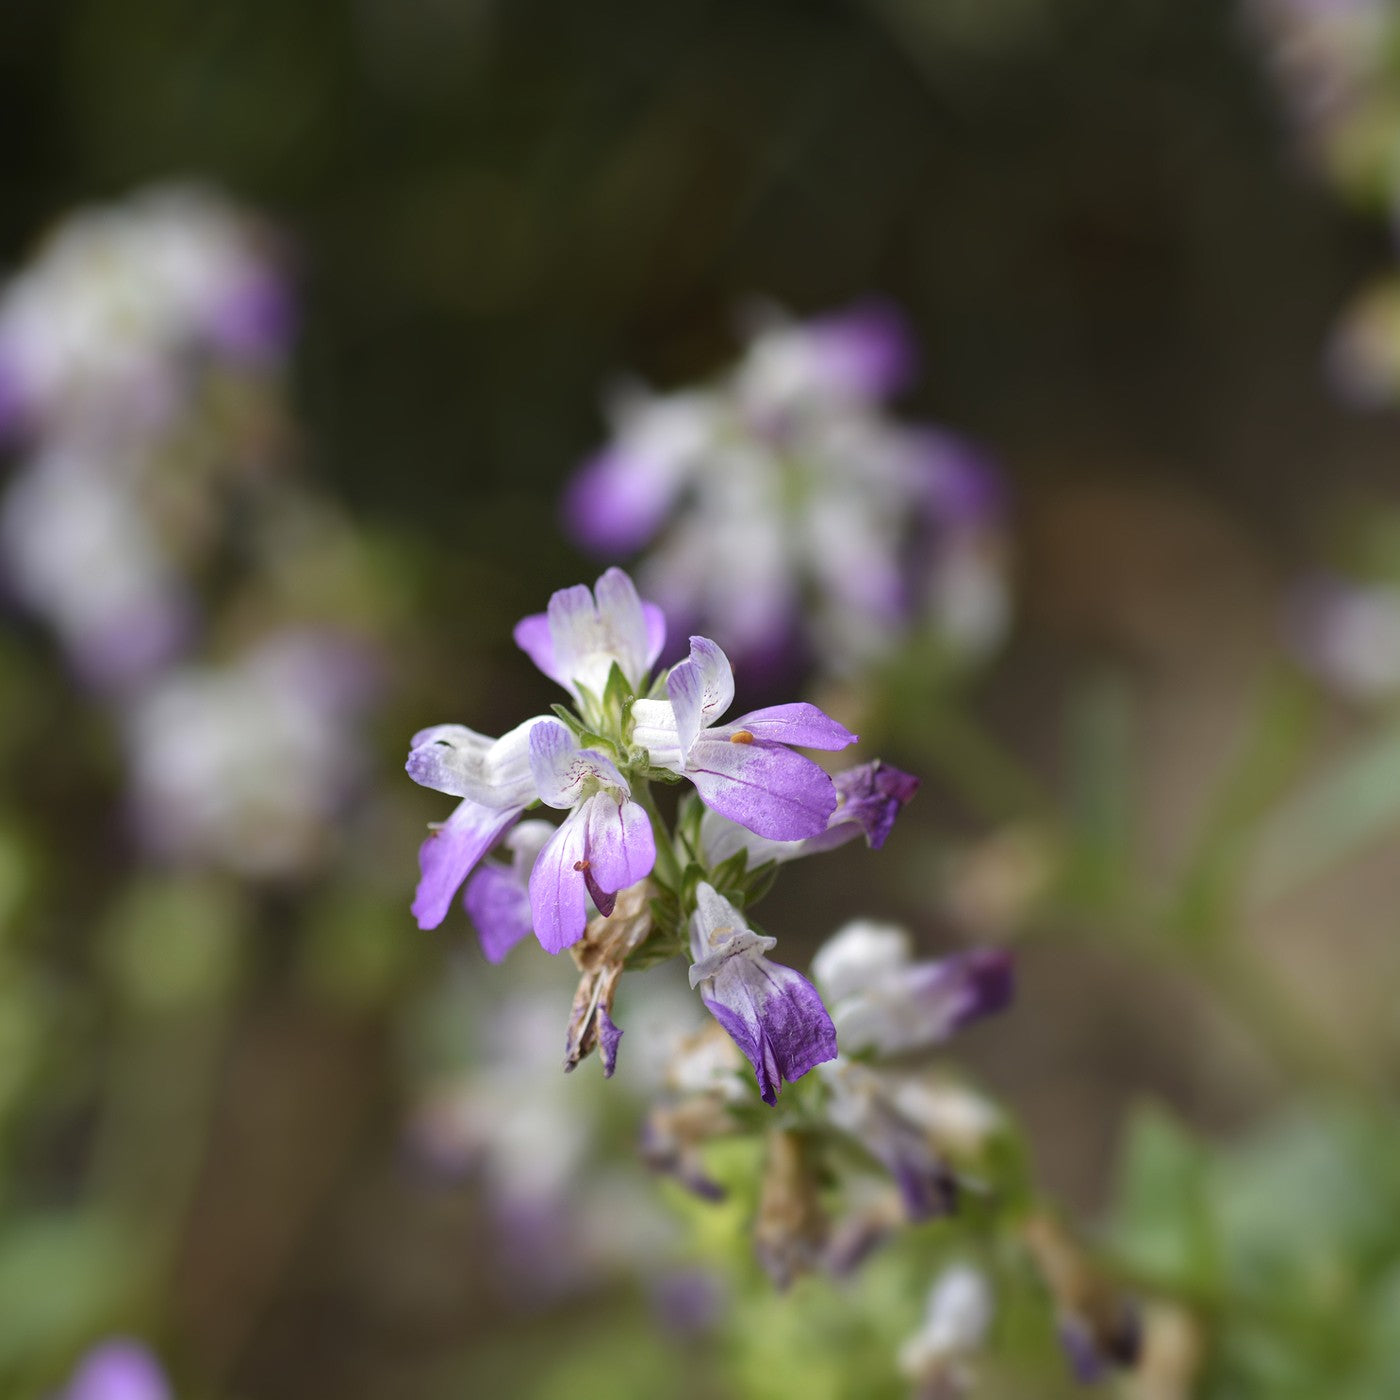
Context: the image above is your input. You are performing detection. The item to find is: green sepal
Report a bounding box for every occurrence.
[740,858,779,905]
[549,704,587,735]
[601,660,635,718]
[707,850,751,900]
[573,681,604,721]
[624,930,682,971]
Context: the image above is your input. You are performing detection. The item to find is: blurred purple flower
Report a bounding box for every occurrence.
[61,1339,170,1400]
[564,301,1010,678]
[1287,574,1400,701]
[811,922,1013,1058]
[125,630,377,879]
[0,439,193,693]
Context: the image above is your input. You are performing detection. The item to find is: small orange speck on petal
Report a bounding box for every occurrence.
[730,730,755,745]
[573,859,591,872]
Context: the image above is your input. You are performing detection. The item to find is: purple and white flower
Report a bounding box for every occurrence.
[811,922,1013,1058]
[687,882,837,1105]
[564,301,1010,678]
[700,759,919,868]
[1287,573,1400,701]
[0,183,289,442]
[406,716,548,930]
[124,630,376,879]
[0,437,192,691]
[514,565,666,709]
[820,1059,959,1220]
[526,719,655,953]
[409,570,668,945]
[632,635,857,840]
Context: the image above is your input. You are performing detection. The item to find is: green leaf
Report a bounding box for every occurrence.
[1249,718,1400,909]
[1106,1102,1219,1293]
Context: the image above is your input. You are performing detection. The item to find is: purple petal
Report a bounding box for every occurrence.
[527,811,590,954]
[562,391,711,554]
[914,431,1006,529]
[63,1339,171,1400]
[686,736,838,841]
[808,299,916,400]
[412,799,519,930]
[667,636,734,755]
[885,1140,959,1221]
[702,958,836,1105]
[598,1008,623,1078]
[942,947,1015,1030]
[528,719,585,807]
[527,721,628,811]
[1059,1318,1108,1385]
[512,612,557,683]
[643,602,668,673]
[563,443,673,553]
[463,863,534,963]
[207,268,295,361]
[583,792,656,893]
[831,761,919,849]
[729,703,857,751]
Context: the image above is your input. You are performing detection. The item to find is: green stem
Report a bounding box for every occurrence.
[633,782,682,890]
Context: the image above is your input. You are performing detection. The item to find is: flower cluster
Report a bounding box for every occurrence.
[406,575,1025,1301]
[0,184,292,691]
[645,915,1013,1287]
[1247,1,1400,406]
[0,187,381,881]
[563,303,1008,680]
[404,566,929,1101]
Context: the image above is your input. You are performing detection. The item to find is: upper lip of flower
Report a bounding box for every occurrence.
[512,566,666,709]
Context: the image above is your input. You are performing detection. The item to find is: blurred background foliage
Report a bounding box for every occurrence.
[4,0,1400,1396]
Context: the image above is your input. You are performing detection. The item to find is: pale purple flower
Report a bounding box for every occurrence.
[564,389,720,554]
[687,882,837,1105]
[0,184,289,439]
[700,759,919,867]
[462,820,556,962]
[125,630,376,879]
[1287,574,1400,700]
[0,438,192,691]
[565,302,1009,679]
[514,566,666,706]
[526,719,656,953]
[650,1267,729,1337]
[820,1059,958,1220]
[733,300,916,425]
[631,635,857,840]
[61,1339,170,1400]
[898,1264,994,1398]
[811,923,1013,1058]
[409,570,667,938]
[406,717,543,929]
